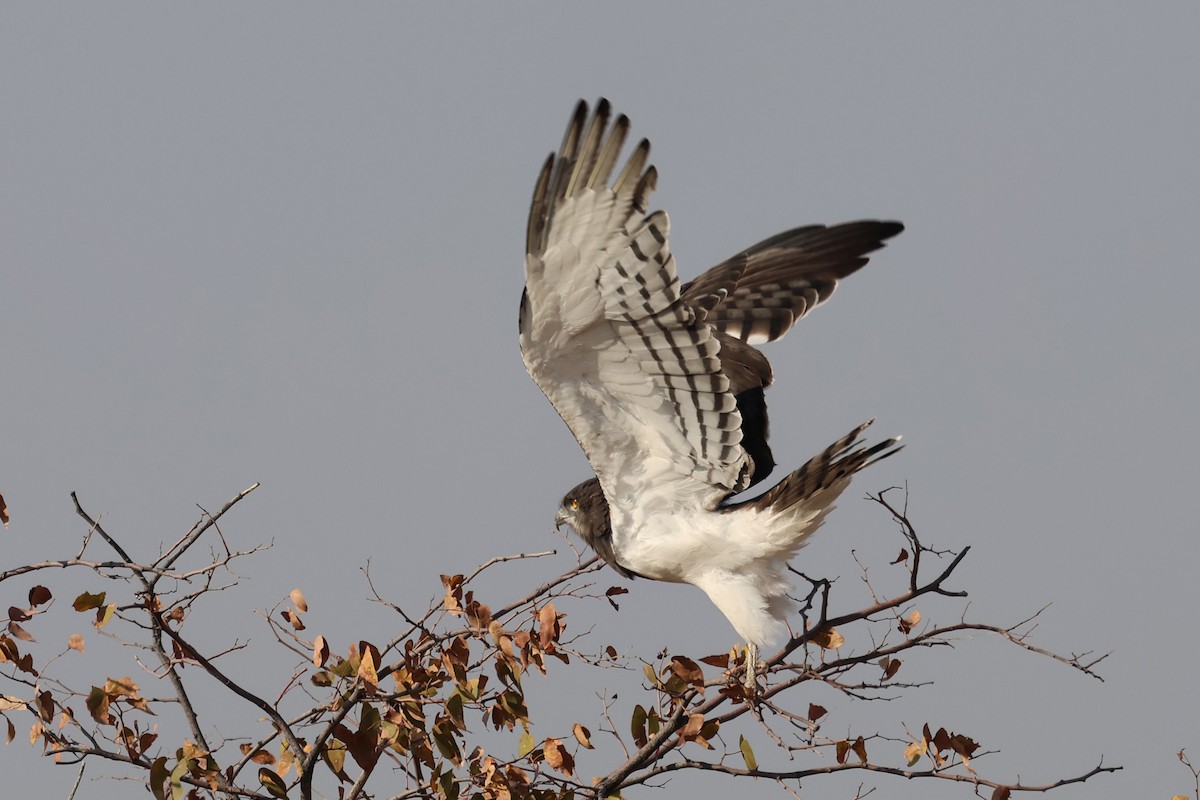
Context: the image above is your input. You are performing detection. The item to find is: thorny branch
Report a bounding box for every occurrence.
[0,486,1122,800]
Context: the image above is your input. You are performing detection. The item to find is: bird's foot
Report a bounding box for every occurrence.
[743,642,759,696]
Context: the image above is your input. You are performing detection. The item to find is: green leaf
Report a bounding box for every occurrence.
[517,729,536,757]
[258,766,289,797]
[169,758,194,800]
[149,756,169,800]
[739,735,757,771]
[72,591,106,612]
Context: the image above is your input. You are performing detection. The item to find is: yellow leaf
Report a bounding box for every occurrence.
[95,604,115,629]
[739,735,758,770]
[517,729,535,757]
[904,740,924,766]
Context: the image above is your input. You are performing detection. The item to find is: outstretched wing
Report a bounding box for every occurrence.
[686,221,905,489]
[683,221,905,347]
[520,100,752,514]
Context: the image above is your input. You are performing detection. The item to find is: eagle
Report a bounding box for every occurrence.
[519,99,903,686]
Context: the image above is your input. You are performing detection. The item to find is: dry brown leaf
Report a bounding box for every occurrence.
[538,603,560,650]
[811,627,844,650]
[0,492,8,528]
[899,608,921,634]
[441,574,464,616]
[543,737,574,776]
[68,633,85,653]
[808,703,827,722]
[358,644,379,694]
[281,610,305,631]
[667,656,705,688]
[7,622,34,642]
[289,588,308,613]
[312,635,329,667]
[28,586,51,607]
[0,695,28,711]
[572,723,593,749]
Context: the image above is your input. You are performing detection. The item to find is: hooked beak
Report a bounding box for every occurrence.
[554,508,570,531]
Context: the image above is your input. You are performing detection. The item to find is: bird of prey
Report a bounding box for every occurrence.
[519,99,903,686]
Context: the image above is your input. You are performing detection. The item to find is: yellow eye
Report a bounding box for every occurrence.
[570,499,579,510]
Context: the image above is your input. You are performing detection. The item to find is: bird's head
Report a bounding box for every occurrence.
[555,477,638,578]
[555,478,608,545]
[555,480,590,536]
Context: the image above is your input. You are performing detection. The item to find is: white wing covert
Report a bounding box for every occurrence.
[520,100,752,511]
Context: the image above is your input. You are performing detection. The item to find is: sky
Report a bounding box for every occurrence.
[2,4,1198,799]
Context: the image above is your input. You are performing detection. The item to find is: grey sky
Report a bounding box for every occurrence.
[3,4,1198,798]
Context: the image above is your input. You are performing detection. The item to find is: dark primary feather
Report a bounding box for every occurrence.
[721,419,903,514]
[681,221,905,345]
